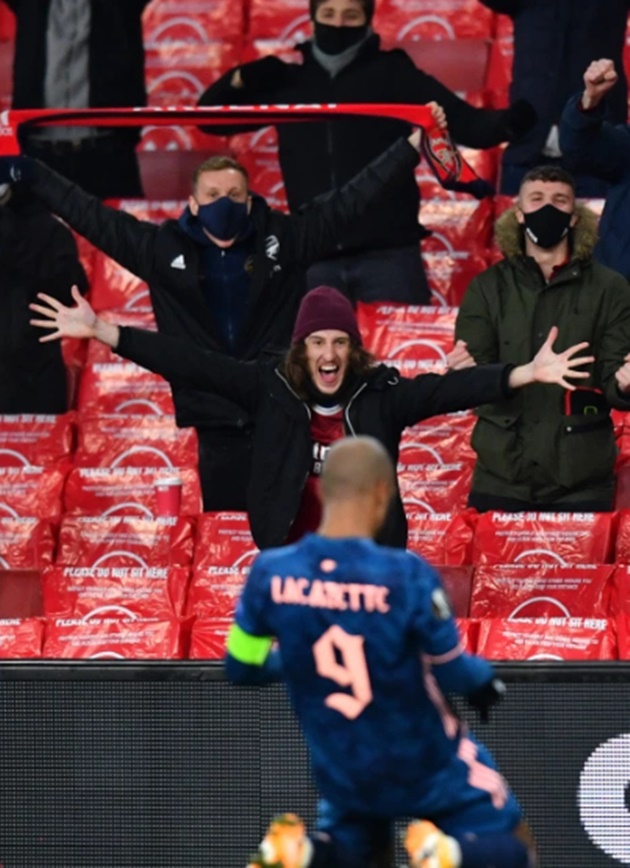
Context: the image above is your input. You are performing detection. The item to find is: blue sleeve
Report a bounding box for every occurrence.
[224,555,282,686]
[559,92,630,183]
[408,556,495,696]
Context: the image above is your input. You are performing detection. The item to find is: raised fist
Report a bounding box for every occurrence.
[583,59,618,110]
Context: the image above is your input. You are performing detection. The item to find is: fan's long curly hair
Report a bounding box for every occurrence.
[281,340,376,401]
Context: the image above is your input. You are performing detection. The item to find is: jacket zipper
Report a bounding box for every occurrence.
[274,369,312,537]
[344,382,368,435]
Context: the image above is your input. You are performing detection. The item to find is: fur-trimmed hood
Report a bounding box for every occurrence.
[495,204,599,261]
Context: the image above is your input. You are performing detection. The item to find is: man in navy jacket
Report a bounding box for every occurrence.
[560,58,630,280]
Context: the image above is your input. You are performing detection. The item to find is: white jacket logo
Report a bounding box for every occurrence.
[265,235,280,261]
[170,254,186,270]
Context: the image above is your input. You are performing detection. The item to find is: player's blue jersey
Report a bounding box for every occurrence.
[232,533,500,819]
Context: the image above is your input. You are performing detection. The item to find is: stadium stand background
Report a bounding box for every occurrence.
[1,0,630,660]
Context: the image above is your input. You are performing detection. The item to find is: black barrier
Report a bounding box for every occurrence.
[0,662,629,867]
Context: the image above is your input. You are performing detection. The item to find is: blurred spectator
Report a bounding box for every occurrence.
[2,0,149,198]
[455,165,630,512]
[560,59,630,280]
[32,285,592,549]
[479,0,629,196]
[199,0,536,306]
[0,182,87,412]
[7,132,423,510]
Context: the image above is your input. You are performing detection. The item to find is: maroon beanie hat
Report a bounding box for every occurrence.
[291,286,362,345]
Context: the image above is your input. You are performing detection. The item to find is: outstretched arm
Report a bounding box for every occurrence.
[29,287,262,412]
[289,125,424,265]
[198,57,297,136]
[392,327,594,429]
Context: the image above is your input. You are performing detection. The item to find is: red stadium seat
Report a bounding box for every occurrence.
[373,0,495,42]
[193,511,257,571]
[472,512,615,565]
[189,616,232,659]
[476,617,616,661]
[357,302,457,374]
[43,617,183,659]
[470,564,615,620]
[400,462,474,514]
[0,618,43,659]
[609,566,630,617]
[400,417,476,466]
[616,614,630,659]
[77,362,175,416]
[89,256,151,314]
[614,512,630,563]
[420,199,493,306]
[56,515,194,569]
[0,39,12,110]
[42,565,190,621]
[75,415,197,470]
[437,565,474,617]
[142,0,245,44]
[188,513,258,617]
[0,465,69,521]
[0,413,74,467]
[393,39,491,93]
[456,617,476,653]
[248,0,314,41]
[63,466,202,517]
[188,513,257,618]
[145,43,240,107]
[406,512,474,566]
[0,518,54,569]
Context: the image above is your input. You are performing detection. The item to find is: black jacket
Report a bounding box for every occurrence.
[4,0,150,143]
[116,325,512,549]
[27,138,419,429]
[199,36,521,254]
[0,186,87,412]
[479,0,630,165]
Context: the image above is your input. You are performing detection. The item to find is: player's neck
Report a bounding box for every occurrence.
[318,506,376,540]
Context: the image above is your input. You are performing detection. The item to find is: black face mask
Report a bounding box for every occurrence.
[522,204,573,249]
[314,21,368,55]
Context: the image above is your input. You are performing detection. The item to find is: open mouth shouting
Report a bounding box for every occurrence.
[305,330,352,396]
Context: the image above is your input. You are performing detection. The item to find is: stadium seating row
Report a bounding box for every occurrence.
[3,509,630,569]
[1,611,629,660]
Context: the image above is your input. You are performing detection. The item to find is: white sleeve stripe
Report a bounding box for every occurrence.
[424,643,464,665]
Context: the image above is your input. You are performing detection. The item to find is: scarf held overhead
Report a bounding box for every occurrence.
[0,104,493,198]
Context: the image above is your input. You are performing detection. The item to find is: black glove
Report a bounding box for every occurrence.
[239,56,296,92]
[0,156,33,185]
[466,677,506,723]
[503,98,538,140]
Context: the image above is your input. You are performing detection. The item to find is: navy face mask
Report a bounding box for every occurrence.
[196,196,250,242]
[314,21,368,54]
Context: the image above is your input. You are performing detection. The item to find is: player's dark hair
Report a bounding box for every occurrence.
[520,165,576,193]
[281,340,375,401]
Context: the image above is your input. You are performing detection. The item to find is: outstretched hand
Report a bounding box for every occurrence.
[509,327,594,391]
[531,326,594,389]
[446,340,476,372]
[29,285,97,342]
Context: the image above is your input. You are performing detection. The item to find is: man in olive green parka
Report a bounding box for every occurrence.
[455,164,630,512]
